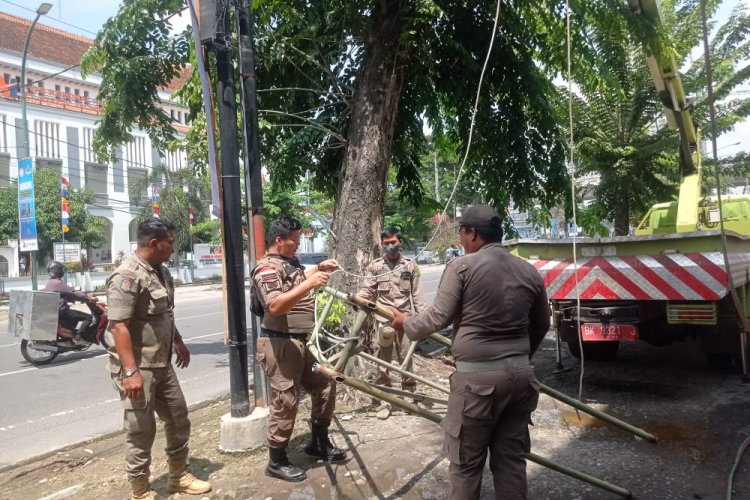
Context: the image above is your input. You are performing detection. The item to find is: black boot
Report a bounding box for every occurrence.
[304,422,347,461]
[266,447,306,482]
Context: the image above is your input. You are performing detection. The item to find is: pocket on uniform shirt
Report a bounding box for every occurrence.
[147,287,170,315]
[376,277,391,294]
[463,383,495,422]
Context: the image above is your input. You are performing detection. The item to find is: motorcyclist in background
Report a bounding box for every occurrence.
[44,261,97,342]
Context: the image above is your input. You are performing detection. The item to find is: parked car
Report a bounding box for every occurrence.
[415,249,439,265]
[297,252,328,271]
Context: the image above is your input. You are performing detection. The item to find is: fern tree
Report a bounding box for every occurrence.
[571,0,750,235]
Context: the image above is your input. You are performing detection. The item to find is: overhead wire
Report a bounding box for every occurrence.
[0,0,99,37]
[565,0,586,403]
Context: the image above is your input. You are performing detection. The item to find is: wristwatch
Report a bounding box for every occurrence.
[123,368,139,378]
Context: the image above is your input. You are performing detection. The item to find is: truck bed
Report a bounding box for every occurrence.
[505,230,750,301]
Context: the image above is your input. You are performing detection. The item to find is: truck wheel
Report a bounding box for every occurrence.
[566,340,620,361]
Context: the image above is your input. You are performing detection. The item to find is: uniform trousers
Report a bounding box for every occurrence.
[441,362,540,499]
[374,323,416,391]
[256,336,336,448]
[111,365,190,480]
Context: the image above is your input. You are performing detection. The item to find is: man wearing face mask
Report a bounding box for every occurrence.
[357,228,428,409]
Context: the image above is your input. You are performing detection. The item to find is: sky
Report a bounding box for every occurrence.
[0,0,747,158]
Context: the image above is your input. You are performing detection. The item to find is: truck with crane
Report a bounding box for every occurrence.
[506,0,750,369]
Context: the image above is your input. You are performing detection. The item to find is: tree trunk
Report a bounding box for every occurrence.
[613,197,630,236]
[330,1,404,289]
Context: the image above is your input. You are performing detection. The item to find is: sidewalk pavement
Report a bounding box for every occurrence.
[0,392,455,500]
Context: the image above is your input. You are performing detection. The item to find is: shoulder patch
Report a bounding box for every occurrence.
[260,268,280,282]
[120,271,136,280]
[120,277,134,292]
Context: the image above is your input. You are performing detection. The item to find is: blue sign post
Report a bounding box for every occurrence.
[17,157,38,252]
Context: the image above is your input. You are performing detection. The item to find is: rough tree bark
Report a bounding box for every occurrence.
[614,194,630,236]
[330,1,404,289]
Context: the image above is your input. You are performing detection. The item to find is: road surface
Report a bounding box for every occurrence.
[0,266,443,468]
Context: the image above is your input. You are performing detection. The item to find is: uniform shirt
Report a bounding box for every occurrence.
[44,277,88,311]
[357,255,427,314]
[252,254,314,333]
[404,243,550,362]
[106,255,176,369]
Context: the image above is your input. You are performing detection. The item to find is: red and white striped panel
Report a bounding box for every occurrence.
[530,252,728,301]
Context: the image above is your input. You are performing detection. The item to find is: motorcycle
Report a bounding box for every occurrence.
[20,300,110,365]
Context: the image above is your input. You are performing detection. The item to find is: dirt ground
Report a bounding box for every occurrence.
[2,332,750,500]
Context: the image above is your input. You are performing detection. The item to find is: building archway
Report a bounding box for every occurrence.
[129,218,139,244]
[88,218,113,264]
[0,255,8,277]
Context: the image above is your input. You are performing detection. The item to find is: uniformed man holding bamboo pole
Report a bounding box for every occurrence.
[251,215,347,482]
[391,204,550,499]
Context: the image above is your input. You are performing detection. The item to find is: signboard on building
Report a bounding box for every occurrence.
[195,244,223,268]
[17,158,38,251]
[54,242,81,263]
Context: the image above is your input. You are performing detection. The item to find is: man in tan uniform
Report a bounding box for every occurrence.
[107,218,211,500]
[357,228,427,397]
[252,215,346,482]
[392,205,550,500]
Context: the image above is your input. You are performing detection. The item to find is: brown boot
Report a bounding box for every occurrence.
[167,456,211,495]
[129,475,155,500]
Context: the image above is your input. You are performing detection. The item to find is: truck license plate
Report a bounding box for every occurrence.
[581,323,638,341]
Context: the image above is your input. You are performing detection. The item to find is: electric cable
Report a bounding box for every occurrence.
[0,0,99,36]
[727,435,750,500]
[564,0,585,403]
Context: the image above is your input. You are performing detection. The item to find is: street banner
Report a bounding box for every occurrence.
[17,157,38,251]
[61,176,70,233]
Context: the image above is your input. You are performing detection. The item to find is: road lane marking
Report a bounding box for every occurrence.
[0,367,36,378]
[186,331,224,340]
[177,312,223,321]
[0,342,19,348]
[0,397,120,431]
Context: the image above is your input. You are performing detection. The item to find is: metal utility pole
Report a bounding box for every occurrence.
[21,3,52,290]
[237,3,269,407]
[201,0,251,418]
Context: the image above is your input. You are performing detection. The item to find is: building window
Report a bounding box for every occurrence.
[163,148,185,171]
[177,111,182,124]
[54,84,61,92]
[170,109,175,120]
[0,114,7,153]
[33,120,61,158]
[64,86,70,94]
[82,127,96,163]
[125,136,148,168]
[74,88,80,96]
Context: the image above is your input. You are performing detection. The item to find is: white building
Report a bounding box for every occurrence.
[0,11,189,274]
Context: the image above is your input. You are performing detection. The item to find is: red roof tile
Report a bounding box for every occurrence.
[0,11,191,92]
[0,11,93,67]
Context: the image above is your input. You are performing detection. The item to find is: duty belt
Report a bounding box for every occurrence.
[259,328,307,339]
[454,355,530,373]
